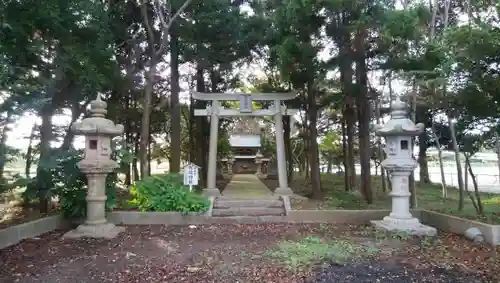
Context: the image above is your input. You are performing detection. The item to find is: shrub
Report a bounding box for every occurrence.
[55,151,118,219]
[128,173,209,213]
[20,150,117,219]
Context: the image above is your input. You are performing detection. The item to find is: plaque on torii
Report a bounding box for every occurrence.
[239,94,252,113]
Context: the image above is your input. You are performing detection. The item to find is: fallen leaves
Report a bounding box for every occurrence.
[0,223,498,282]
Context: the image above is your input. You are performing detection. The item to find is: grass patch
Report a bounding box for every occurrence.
[264,236,377,270]
[288,174,500,224]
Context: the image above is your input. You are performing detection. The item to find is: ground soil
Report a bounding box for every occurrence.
[0,223,497,283]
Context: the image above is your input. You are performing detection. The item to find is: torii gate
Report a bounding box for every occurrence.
[193,92,298,196]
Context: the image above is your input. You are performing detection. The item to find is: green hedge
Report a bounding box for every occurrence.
[128,173,210,213]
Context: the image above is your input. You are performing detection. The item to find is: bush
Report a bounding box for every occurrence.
[55,151,118,219]
[20,150,117,219]
[58,173,117,219]
[128,173,210,213]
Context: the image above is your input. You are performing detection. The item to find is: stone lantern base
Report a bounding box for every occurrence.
[64,222,125,239]
[371,217,436,237]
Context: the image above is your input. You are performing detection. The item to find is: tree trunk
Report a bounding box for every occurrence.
[133,136,140,181]
[448,116,465,211]
[169,11,181,173]
[124,135,132,186]
[195,64,208,187]
[60,101,89,151]
[356,98,372,204]
[466,156,483,214]
[341,117,350,191]
[284,116,293,183]
[140,64,156,178]
[189,91,195,163]
[147,132,152,176]
[339,33,356,191]
[345,107,356,190]
[354,27,372,204]
[464,154,480,214]
[302,114,310,181]
[25,123,37,178]
[464,153,469,193]
[124,118,132,187]
[307,85,322,199]
[375,98,386,192]
[36,103,55,213]
[495,131,500,183]
[418,131,430,183]
[0,113,12,182]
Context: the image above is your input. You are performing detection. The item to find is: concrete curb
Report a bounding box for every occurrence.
[287,209,409,223]
[0,215,63,250]
[419,209,500,246]
[107,209,408,225]
[2,209,499,250]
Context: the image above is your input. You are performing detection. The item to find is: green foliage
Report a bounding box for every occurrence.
[217,132,232,158]
[265,236,374,270]
[319,131,343,167]
[128,173,209,213]
[58,172,118,220]
[324,191,363,209]
[20,150,118,219]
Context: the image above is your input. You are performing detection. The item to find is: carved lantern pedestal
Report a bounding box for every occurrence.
[371,97,436,237]
[227,157,234,175]
[220,157,235,179]
[255,152,263,177]
[255,151,270,178]
[63,95,125,239]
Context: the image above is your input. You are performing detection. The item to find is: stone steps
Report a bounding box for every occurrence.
[212,197,286,217]
[214,199,283,208]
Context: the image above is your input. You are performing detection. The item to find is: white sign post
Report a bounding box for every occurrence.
[183,163,200,192]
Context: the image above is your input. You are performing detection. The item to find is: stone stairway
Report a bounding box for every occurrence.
[212,196,286,217]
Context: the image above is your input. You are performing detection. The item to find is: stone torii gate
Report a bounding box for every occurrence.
[193,92,298,196]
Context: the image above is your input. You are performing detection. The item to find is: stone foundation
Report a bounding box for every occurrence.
[63,223,125,239]
[371,217,437,237]
[273,187,294,196]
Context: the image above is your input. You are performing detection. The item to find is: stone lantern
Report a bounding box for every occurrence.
[226,152,235,175]
[64,94,125,239]
[371,96,436,236]
[255,150,264,177]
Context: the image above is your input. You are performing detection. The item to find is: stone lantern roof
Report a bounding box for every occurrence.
[72,94,124,136]
[374,96,424,137]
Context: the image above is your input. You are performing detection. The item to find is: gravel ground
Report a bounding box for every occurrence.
[0,223,497,283]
